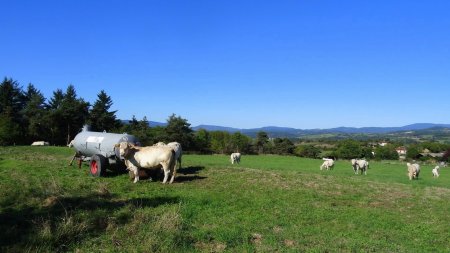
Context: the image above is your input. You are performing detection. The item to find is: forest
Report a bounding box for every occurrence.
[1,77,450,161]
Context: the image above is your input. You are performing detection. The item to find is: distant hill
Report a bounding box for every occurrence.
[193,125,241,132]
[194,123,450,137]
[123,120,450,140]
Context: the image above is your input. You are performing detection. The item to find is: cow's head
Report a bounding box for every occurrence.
[115,142,133,158]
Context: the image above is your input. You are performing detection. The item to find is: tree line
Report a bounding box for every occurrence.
[2,77,450,161]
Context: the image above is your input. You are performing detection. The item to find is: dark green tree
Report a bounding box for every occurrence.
[272,138,295,155]
[374,144,399,160]
[406,145,421,160]
[194,128,211,153]
[47,85,89,145]
[46,89,65,145]
[63,85,90,144]
[164,114,194,150]
[0,78,25,116]
[230,132,252,154]
[295,144,321,158]
[255,131,269,154]
[135,116,151,145]
[22,84,48,142]
[0,78,25,145]
[148,126,167,145]
[88,90,122,132]
[210,131,231,154]
[336,139,363,159]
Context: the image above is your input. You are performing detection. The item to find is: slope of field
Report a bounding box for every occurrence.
[0,147,449,252]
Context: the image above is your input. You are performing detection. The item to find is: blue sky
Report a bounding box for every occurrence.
[2,1,450,129]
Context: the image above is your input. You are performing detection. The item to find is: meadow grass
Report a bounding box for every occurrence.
[0,146,449,252]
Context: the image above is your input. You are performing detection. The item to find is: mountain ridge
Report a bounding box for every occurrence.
[122,120,450,137]
[193,123,450,134]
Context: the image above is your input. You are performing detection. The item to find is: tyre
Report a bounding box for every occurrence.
[90,154,108,177]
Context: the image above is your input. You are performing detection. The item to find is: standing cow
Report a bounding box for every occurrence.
[230,153,241,164]
[116,142,177,184]
[154,141,183,171]
[351,159,369,175]
[406,162,420,180]
[432,166,440,178]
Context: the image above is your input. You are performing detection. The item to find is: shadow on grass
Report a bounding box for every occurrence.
[0,194,180,251]
[175,166,207,183]
[177,166,204,175]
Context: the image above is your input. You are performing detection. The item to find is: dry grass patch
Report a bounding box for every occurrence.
[194,241,227,252]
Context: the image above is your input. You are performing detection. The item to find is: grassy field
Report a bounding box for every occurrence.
[1,146,449,252]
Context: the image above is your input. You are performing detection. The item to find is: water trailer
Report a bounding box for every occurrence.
[69,126,140,176]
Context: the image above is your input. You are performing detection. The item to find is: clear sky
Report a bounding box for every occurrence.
[2,1,450,129]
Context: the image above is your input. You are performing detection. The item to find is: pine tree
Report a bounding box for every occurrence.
[165,114,194,150]
[0,78,25,145]
[47,85,89,145]
[88,90,121,132]
[22,84,48,142]
[46,89,65,145]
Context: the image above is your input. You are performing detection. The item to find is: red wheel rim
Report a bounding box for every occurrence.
[91,160,98,175]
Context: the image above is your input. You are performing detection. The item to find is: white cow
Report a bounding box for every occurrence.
[351,159,369,175]
[320,158,334,170]
[117,142,177,184]
[230,153,241,164]
[432,166,440,178]
[406,162,420,180]
[154,141,182,170]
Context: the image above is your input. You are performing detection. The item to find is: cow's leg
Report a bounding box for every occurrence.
[130,166,139,183]
[162,170,170,184]
[161,164,170,184]
[169,166,176,184]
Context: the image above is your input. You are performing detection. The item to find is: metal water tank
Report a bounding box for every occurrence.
[69,125,140,177]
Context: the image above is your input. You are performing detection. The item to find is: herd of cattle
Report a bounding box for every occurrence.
[113,141,442,184]
[320,158,370,175]
[320,157,442,180]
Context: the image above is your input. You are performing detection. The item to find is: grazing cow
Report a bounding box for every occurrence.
[406,163,420,180]
[432,166,440,178]
[116,142,177,184]
[320,158,334,170]
[154,141,183,170]
[351,159,369,175]
[230,153,241,164]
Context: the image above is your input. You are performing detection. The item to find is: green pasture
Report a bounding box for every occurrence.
[0,146,449,252]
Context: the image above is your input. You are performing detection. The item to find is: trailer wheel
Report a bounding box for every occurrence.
[90,154,108,177]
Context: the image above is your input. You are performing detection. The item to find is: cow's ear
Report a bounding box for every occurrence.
[114,144,119,148]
